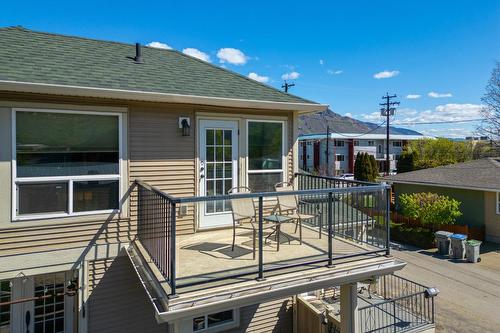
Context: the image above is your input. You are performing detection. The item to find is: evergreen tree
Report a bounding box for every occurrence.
[354,152,362,180]
[368,154,378,181]
[397,147,417,173]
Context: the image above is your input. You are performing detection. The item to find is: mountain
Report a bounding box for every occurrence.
[298,109,423,136]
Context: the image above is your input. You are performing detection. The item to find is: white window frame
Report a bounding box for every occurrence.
[246,119,287,190]
[368,140,374,146]
[336,154,345,162]
[354,140,359,146]
[190,309,240,333]
[12,108,123,221]
[496,192,500,215]
[392,141,402,147]
[334,140,345,147]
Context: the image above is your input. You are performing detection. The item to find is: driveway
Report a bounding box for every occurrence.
[392,242,500,333]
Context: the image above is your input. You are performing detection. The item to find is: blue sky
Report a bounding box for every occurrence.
[2,1,499,137]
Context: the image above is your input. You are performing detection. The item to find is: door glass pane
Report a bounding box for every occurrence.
[73,180,119,212]
[248,121,283,170]
[16,111,119,177]
[34,273,67,333]
[18,183,68,215]
[204,128,233,214]
[0,281,10,333]
[206,129,214,145]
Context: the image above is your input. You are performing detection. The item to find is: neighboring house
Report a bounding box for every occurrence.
[299,133,424,175]
[0,27,435,333]
[385,158,500,244]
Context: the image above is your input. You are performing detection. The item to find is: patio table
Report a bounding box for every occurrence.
[263,214,293,251]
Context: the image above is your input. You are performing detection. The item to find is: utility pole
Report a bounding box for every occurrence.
[325,126,330,176]
[380,93,400,175]
[282,80,295,93]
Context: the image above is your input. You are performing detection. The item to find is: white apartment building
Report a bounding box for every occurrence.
[299,133,425,175]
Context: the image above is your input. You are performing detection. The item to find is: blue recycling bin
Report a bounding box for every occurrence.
[450,234,467,259]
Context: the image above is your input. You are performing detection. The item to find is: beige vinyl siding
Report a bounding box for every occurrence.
[88,255,168,333]
[223,298,293,333]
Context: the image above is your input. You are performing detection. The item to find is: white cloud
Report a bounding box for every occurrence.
[373,70,400,79]
[428,91,453,98]
[319,59,324,65]
[248,72,269,83]
[147,41,172,50]
[327,69,343,75]
[182,48,211,62]
[216,48,248,65]
[390,103,483,125]
[344,112,353,117]
[406,94,421,99]
[281,71,300,80]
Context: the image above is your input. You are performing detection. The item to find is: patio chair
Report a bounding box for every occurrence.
[228,186,275,259]
[274,181,321,243]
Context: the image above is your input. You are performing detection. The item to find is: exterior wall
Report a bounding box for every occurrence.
[222,298,293,333]
[393,183,485,228]
[87,254,168,333]
[484,192,500,243]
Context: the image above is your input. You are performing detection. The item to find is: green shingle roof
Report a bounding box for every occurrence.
[0,26,317,105]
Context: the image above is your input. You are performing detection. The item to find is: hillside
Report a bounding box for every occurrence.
[299,109,422,136]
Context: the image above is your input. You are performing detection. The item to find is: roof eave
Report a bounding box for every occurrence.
[384,179,499,192]
[0,80,328,113]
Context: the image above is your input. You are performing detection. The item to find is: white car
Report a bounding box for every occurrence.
[339,173,354,180]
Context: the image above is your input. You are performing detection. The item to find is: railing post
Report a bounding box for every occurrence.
[393,300,397,333]
[327,191,334,267]
[169,201,177,297]
[257,196,265,281]
[385,186,391,256]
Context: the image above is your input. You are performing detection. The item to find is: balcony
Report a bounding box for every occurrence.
[128,173,405,322]
[297,274,436,333]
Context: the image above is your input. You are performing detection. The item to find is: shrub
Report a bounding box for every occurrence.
[398,192,462,228]
[390,223,435,249]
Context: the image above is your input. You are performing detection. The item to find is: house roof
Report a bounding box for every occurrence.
[384,158,500,191]
[0,27,326,112]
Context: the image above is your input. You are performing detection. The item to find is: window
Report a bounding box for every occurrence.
[354,140,360,146]
[336,154,345,162]
[497,192,500,215]
[13,109,121,219]
[368,140,374,146]
[392,141,402,147]
[193,310,238,332]
[247,120,285,192]
[334,140,344,147]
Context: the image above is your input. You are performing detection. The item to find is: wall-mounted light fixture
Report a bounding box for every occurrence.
[179,117,191,136]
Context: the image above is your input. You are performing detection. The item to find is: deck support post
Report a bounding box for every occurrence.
[340,282,359,333]
[327,191,334,268]
[385,185,391,256]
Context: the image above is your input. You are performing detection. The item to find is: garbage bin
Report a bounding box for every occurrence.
[465,240,482,263]
[450,234,467,259]
[435,231,453,255]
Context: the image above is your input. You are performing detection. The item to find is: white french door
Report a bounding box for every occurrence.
[8,272,74,333]
[198,120,239,229]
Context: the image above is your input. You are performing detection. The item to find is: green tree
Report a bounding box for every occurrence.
[397,147,417,173]
[354,152,362,180]
[399,192,462,229]
[368,154,378,181]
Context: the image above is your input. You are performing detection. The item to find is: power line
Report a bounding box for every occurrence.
[327,121,387,138]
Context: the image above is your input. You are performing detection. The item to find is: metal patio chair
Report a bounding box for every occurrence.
[274,181,321,243]
[228,186,275,259]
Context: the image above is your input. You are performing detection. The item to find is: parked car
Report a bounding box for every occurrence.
[339,173,355,180]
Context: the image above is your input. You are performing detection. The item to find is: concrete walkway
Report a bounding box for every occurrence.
[392,242,500,333]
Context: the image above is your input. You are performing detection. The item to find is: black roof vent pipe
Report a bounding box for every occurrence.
[134,43,144,64]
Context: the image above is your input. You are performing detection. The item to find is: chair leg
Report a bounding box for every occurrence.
[299,220,302,244]
[294,220,299,233]
[232,225,236,251]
